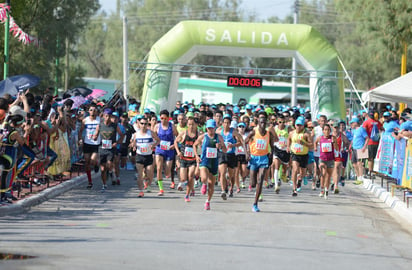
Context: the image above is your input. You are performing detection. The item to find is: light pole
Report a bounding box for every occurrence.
[53,6,63,97]
[3,0,11,79]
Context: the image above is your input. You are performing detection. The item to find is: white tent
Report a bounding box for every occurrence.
[362,72,412,104]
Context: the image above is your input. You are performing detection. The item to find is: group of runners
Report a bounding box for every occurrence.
[77,100,412,213]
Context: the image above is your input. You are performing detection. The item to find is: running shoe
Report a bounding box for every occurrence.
[170,182,175,189]
[319,191,325,197]
[194,181,199,188]
[264,181,269,188]
[248,185,252,192]
[292,190,298,196]
[204,201,210,210]
[177,183,183,191]
[229,189,234,198]
[316,179,321,188]
[112,180,116,186]
[252,204,260,212]
[303,177,308,185]
[201,184,207,195]
[334,188,339,194]
[331,184,334,191]
[241,182,246,189]
[221,192,227,200]
[341,180,345,187]
[101,185,107,193]
[297,180,302,192]
[87,182,93,189]
[157,190,164,196]
[138,191,144,198]
[324,190,329,200]
[275,186,280,194]
[236,188,241,193]
[146,186,151,193]
[190,190,195,197]
[312,183,316,190]
[184,195,191,202]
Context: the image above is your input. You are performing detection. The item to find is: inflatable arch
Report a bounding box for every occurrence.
[141,20,345,120]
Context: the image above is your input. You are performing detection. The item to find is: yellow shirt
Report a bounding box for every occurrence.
[290,130,309,155]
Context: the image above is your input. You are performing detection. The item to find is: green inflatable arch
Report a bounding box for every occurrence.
[141,20,345,120]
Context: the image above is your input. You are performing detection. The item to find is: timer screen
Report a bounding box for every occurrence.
[227,76,262,88]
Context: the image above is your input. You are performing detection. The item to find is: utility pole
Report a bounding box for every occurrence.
[123,16,128,102]
[64,37,69,91]
[3,0,11,79]
[291,0,299,107]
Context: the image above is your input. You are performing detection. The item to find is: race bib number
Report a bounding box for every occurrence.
[321,142,332,153]
[237,146,244,154]
[139,143,150,154]
[256,139,267,150]
[184,146,194,158]
[102,139,112,149]
[278,137,287,148]
[334,150,340,158]
[87,131,95,140]
[224,141,232,149]
[293,143,303,153]
[206,147,217,158]
[160,140,171,150]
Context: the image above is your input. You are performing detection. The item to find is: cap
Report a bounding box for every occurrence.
[206,119,216,129]
[265,107,273,115]
[112,111,119,117]
[186,112,194,118]
[223,113,232,120]
[295,116,305,126]
[9,105,27,118]
[230,120,238,129]
[103,108,113,115]
[383,111,391,117]
[350,118,359,124]
[245,104,252,110]
[233,106,240,114]
[128,104,137,111]
[173,110,180,115]
[144,108,151,114]
[238,122,246,127]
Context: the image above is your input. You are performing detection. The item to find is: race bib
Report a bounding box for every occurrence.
[321,142,332,153]
[122,135,127,144]
[206,147,217,158]
[256,139,267,150]
[224,141,232,149]
[87,130,95,140]
[184,146,194,157]
[237,146,244,154]
[139,143,150,154]
[293,143,303,153]
[102,139,112,149]
[278,137,287,148]
[334,150,340,158]
[160,140,171,150]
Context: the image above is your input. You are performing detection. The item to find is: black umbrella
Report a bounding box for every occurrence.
[64,86,93,97]
[0,74,41,96]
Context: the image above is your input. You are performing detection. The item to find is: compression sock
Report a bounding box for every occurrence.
[158,179,164,190]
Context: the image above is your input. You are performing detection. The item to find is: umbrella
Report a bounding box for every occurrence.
[87,88,108,100]
[0,74,41,96]
[70,96,87,109]
[64,86,93,97]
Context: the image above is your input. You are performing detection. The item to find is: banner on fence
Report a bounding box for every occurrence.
[401,139,412,189]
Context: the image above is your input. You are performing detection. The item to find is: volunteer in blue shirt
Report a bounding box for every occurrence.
[349,118,369,183]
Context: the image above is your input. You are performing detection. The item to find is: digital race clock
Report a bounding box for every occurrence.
[227,76,263,88]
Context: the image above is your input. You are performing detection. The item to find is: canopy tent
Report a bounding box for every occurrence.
[362,72,412,104]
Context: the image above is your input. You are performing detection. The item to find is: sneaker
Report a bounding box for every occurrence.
[177,183,183,191]
[157,190,164,196]
[275,186,280,194]
[252,204,260,212]
[341,180,345,187]
[292,190,298,197]
[319,191,325,197]
[334,188,339,194]
[184,195,191,202]
[324,190,329,200]
[94,165,99,173]
[170,182,175,189]
[240,182,246,189]
[248,185,252,192]
[101,185,107,192]
[236,188,241,193]
[112,180,116,186]
[87,182,93,189]
[303,177,308,185]
[297,180,302,192]
[258,194,263,201]
[221,192,227,200]
[204,201,210,210]
[331,184,334,191]
[312,184,316,190]
[201,184,207,195]
[190,190,195,197]
[316,180,321,188]
[146,186,151,193]
[116,179,121,185]
[138,191,144,198]
[194,181,199,188]
[229,189,233,198]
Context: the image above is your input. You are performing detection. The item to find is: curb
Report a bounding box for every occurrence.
[0,174,88,217]
[362,179,412,224]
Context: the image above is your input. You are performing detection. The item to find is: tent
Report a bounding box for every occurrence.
[362,72,412,104]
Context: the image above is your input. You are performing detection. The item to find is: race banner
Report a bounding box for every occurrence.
[401,139,412,189]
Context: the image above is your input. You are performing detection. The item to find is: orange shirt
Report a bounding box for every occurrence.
[249,127,270,156]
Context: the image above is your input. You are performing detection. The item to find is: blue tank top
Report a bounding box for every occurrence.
[220,128,236,154]
[155,121,174,153]
[201,133,219,161]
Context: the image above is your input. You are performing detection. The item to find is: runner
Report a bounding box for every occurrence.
[235,122,249,191]
[287,116,312,196]
[332,121,349,193]
[193,119,226,210]
[98,109,124,192]
[216,114,244,199]
[174,116,198,202]
[131,117,160,197]
[272,114,292,194]
[362,110,383,179]
[153,110,178,196]
[79,104,101,189]
[312,115,327,188]
[245,111,276,212]
[110,111,124,185]
[314,124,337,199]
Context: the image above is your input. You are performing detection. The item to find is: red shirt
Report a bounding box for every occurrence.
[362,118,382,145]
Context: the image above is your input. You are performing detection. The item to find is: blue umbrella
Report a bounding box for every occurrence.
[0,74,41,96]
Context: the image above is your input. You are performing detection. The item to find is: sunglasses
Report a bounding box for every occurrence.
[89,109,96,111]
[278,121,284,124]
[160,117,168,120]
[238,126,245,128]
[140,122,148,125]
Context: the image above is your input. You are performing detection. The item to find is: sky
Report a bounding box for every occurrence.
[98,0,293,20]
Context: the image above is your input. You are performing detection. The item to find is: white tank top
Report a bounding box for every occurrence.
[135,130,154,155]
[313,125,324,157]
[84,116,101,145]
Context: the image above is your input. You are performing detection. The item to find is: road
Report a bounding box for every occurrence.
[1,169,412,270]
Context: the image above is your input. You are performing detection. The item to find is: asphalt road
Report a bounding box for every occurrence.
[1,169,412,270]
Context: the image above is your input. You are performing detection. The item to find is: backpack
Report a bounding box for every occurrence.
[370,122,380,142]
